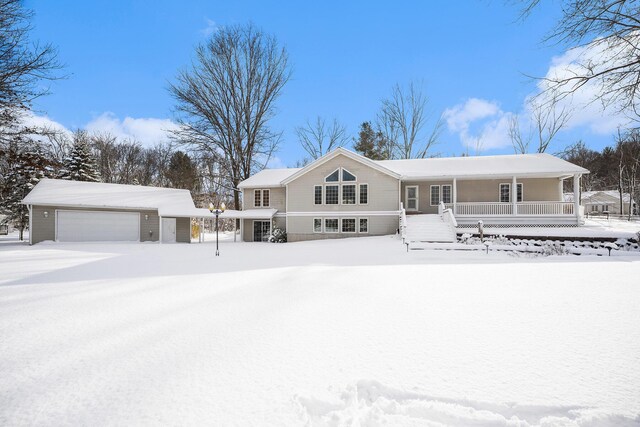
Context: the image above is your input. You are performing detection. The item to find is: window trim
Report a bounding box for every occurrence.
[324,218,339,233]
[341,184,357,205]
[325,169,340,182]
[341,217,357,234]
[313,217,322,233]
[341,168,357,182]
[325,184,339,205]
[359,183,369,205]
[261,189,270,207]
[314,185,323,205]
[430,185,440,206]
[499,183,511,203]
[254,189,262,207]
[405,185,419,211]
[516,183,523,202]
[359,217,369,234]
[441,184,452,204]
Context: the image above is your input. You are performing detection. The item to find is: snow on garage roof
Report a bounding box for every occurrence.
[22,179,207,217]
[377,153,588,179]
[238,168,300,188]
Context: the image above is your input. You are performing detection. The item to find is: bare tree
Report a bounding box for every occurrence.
[169,23,290,209]
[615,128,640,218]
[296,116,348,160]
[517,0,640,119]
[378,82,442,159]
[509,95,571,153]
[0,0,61,144]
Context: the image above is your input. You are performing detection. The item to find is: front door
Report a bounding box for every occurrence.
[253,220,271,242]
[406,186,419,211]
[162,218,176,243]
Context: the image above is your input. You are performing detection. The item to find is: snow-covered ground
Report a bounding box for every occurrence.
[1,235,639,426]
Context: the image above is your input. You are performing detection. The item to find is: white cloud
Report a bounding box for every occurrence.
[200,18,218,37]
[84,112,178,147]
[443,99,513,151]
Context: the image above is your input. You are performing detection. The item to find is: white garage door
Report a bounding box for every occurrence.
[57,210,140,242]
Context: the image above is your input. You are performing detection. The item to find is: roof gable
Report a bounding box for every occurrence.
[281,147,400,185]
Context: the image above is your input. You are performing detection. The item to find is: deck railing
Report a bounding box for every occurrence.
[450,201,575,216]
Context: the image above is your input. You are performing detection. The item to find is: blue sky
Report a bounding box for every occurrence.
[25,1,628,167]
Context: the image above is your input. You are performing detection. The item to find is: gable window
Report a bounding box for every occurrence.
[342,218,356,233]
[499,183,523,203]
[313,218,322,233]
[314,185,322,205]
[342,169,356,181]
[254,189,262,207]
[359,184,368,204]
[430,185,440,206]
[325,185,339,204]
[325,169,340,182]
[342,184,356,204]
[359,218,368,233]
[325,218,338,233]
[441,185,452,204]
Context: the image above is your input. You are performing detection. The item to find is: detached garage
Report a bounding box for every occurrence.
[22,179,211,245]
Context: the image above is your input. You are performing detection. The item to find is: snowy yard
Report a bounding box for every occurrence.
[1,234,639,426]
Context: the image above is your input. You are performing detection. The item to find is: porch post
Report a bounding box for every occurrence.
[234,218,237,242]
[573,174,580,221]
[512,175,517,215]
[159,216,163,243]
[239,218,243,242]
[453,178,457,215]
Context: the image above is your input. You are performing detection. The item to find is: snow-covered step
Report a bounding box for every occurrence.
[405,214,456,243]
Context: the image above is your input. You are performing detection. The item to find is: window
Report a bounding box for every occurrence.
[254,189,270,207]
[342,169,356,181]
[406,186,418,211]
[325,169,340,182]
[359,184,368,204]
[342,218,356,233]
[442,185,452,204]
[430,185,440,206]
[254,189,262,207]
[500,184,510,203]
[591,205,598,212]
[500,183,523,202]
[342,184,356,204]
[602,204,608,212]
[325,185,338,204]
[516,183,523,202]
[314,185,322,205]
[359,218,368,233]
[313,218,322,233]
[325,218,338,233]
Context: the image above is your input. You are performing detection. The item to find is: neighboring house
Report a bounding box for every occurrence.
[564,190,637,216]
[0,214,11,235]
[237,148,589,242]
[22,179,211,245]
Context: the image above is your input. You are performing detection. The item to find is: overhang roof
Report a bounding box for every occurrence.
[377,153,589,179]
[238,168,300,189]
[22,178,208,217]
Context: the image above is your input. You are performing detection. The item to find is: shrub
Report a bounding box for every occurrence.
[269,227,287,243]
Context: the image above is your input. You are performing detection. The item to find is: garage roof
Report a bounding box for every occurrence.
[22,179,208,217]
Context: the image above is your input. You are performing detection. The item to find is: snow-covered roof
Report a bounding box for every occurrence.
[219,208,277,219]
[22,179,209,217]
[238,150,588,188]
[238,168,300,189]
[564,191,633,204]
[377,153,588,179]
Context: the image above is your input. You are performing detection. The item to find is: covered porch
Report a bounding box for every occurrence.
[402,174,585,226]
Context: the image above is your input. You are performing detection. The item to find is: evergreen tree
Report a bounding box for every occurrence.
[58,131,100,182]
[1,140,54,240]
[166,151,199,192]
[353,122,390,160]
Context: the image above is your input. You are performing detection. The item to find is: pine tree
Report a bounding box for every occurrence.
[353,122,390,160]
[58,131,100,182]
[1,141,54,240]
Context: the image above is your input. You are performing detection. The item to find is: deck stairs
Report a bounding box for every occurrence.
[404,214,457,244]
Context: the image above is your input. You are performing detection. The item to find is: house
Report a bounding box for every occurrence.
[564,190,637,216]
[237,147,589,242]
[22,179,211,244]
[0,214,11,235]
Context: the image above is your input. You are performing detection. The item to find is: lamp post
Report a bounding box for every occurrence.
[209,202,226,256]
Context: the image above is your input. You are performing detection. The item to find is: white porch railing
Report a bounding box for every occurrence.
[451,201,575,216]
